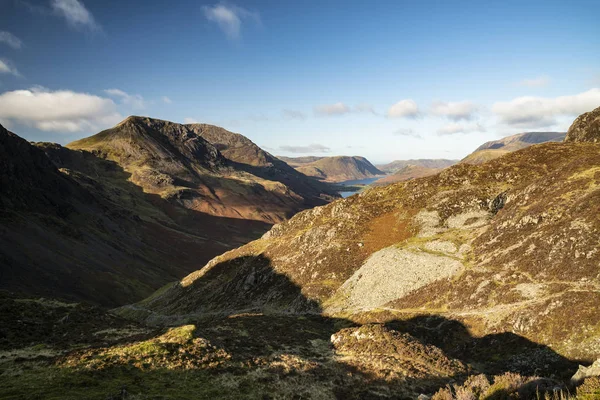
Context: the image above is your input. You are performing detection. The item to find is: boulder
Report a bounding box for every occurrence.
[571,359,600,384]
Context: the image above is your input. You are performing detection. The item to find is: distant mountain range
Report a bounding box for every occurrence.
[377,159,458,174]
[373,164,444,185]
[277,155,384,182]
[461,131,565,164]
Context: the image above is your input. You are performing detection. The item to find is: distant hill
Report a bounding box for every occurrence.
[461,131,565,165]
[373,164,443,186]
[277,156,325,167]
[69,116,336,224]
[377,159,457,173]
[278,155,384,182]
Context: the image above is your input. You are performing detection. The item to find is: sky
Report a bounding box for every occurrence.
[0,0,599,164]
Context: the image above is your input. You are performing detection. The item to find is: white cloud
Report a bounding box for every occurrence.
[437,122,485,135]
[51,0,100,31]
[0,87,122,132]
[393,128,422,139]
[161,96,172,104]
[279,143,330,153]
[518,76,550,88]
[282,109,306,120]
[430,100,477,121]
[202,3,260,40]
[104,88,145,109]
[387,99,419,118]
[314,102,351,116]
[0,59,20,76]
[184,117,200,124]
[0,31,23,49]
[492,88,600,128]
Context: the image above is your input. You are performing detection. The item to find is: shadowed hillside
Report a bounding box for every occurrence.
[0,124,269,306]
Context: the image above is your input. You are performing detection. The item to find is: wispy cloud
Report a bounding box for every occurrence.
[314,102,351,116]
[202,2,260,40]
[354,103,378,115]
[393,128,422,139]
[430,100,477,121]
[279,143,331,153]
[437,122,485,135]
[51,0,101,31]
[492,88,600,128]
[184,117,200,124]
[282,109,306,120]
[518,75,550,88]
[104,89,145,109]
[161,96,172,104]
[0,32,23,49]
[0,59,21,76]
[314,102,378,117]
[387,99,419,118]
[0,86,121,132]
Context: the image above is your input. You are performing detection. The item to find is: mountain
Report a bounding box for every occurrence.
[280,155,384,182]
[373,164,443,186]
[377,159,457,174]
[461,131,565,164]
[122,109,600,380]
[0,123,271,307]
[185,123,335,206]
[4,111,600,399]
[277,155,325,167]
[68,116,336,224]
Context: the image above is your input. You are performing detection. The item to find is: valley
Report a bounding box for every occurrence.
[1,107,600,399]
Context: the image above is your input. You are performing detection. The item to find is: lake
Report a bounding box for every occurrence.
[337,177,382,198]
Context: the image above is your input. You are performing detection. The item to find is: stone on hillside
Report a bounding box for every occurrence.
[565,106,600,143]
[571,359,600,384]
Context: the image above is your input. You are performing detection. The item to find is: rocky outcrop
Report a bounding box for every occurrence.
[572,359,600,384]
[565,106,600,143]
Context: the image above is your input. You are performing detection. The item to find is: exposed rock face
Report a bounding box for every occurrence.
[565,106,600,143]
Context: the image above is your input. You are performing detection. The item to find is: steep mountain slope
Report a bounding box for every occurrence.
[461,131,565,164]
[185,123,335,206]
[68,116,335,224]
[0,124,269,307]
[377,159,457,174]
[124,111,600,363]
[373,165,442,186]
[290,156,384,182]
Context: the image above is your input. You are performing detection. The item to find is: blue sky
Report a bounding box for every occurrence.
[0,0,599,163]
